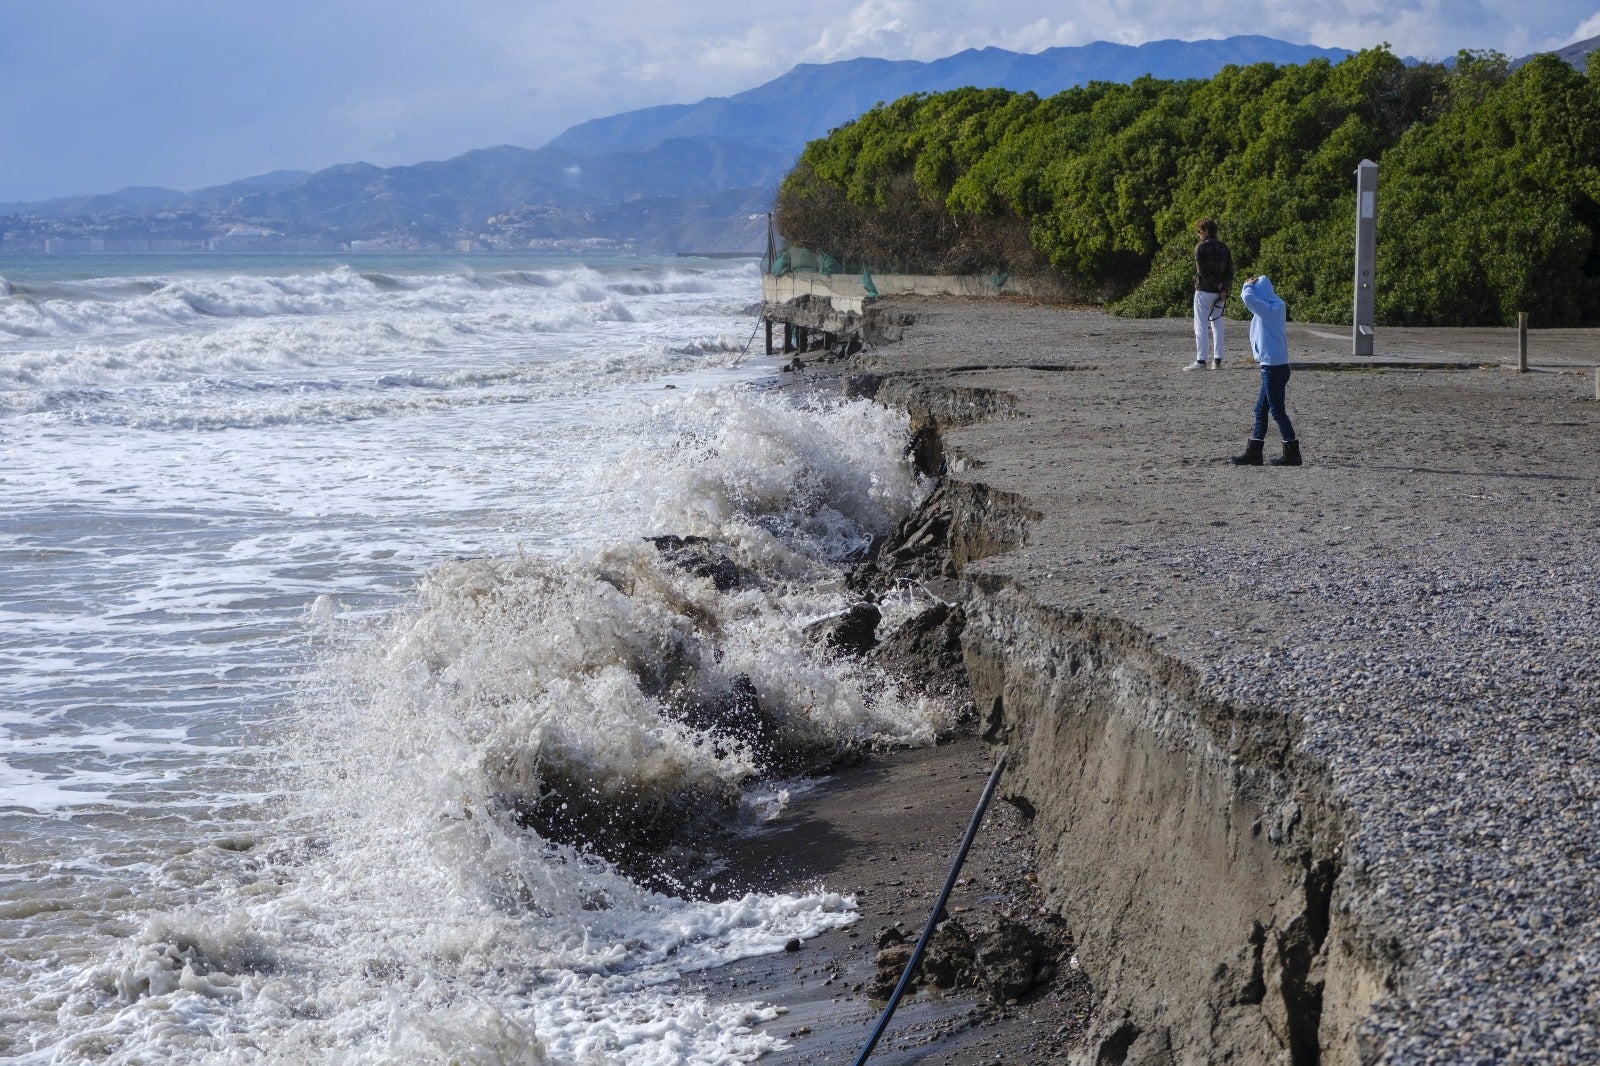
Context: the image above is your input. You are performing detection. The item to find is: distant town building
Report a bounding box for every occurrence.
[45,237,105,253]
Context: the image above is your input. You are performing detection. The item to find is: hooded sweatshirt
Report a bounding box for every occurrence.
[1241,275,1289,366]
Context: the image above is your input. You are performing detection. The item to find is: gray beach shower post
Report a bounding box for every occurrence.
[1353,159,1377,356]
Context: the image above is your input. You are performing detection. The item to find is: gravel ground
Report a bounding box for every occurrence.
[845,297,1600,1062]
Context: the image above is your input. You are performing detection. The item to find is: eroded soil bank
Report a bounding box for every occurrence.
[837,297,1599,1064]
[704,296,1599,1065]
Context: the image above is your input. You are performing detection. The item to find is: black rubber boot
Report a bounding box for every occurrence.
[1230,439,1264,466]
[1270,440,1303,467]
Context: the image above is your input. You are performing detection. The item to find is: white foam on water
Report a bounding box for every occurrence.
[0,261,757,431]
[6,257,759,825]
[0,762,122,814]
[0,262,747,347]
[0,255,947,1063]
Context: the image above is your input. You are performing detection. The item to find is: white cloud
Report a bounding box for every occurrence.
[4,0,1600,199]
[1561,8,1600,46]
[802,1,917,62]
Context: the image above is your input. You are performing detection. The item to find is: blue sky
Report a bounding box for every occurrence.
[3,0,1598,202]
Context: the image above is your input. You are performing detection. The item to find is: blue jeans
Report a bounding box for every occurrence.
[1251,364,1296,442]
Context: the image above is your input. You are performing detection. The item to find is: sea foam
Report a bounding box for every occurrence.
[0,256,926,1064]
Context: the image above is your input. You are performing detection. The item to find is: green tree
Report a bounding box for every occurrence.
[774,46,1600,326]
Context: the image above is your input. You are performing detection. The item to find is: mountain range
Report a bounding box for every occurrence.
[2,34,1592,255]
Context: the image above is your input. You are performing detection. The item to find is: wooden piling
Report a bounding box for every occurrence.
[764,317,773,356]
[1518,312,1528,372]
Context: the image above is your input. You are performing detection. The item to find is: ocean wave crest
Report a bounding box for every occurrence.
[309,388,940,865]
[0,261,725,345]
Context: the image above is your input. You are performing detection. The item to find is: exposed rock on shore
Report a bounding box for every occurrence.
[507,463,986,885]
[871,601,968,705]
[871,915,1054,1005]
[644,534,757,592]
[803,601,881,656]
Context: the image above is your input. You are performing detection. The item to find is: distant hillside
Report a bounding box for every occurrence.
[2,34,1499,256]
[550,35,1355,155]
[1512,32,1600,70]
[6,141,788,225]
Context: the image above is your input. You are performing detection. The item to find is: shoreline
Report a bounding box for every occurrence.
[688,298,1600,1063]
[689,735,1092,1065]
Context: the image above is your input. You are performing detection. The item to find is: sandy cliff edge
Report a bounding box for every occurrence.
[693,296,1599,1064]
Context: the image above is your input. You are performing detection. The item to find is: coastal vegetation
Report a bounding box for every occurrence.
[775,48,1600,326]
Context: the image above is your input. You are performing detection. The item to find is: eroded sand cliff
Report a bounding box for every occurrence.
[843,297,1598,1064]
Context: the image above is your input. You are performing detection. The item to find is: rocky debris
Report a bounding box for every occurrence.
[871,601,968,704]
[869,915,1055,1004]
[644,534,755,592]
[883,481,955,577]
[661,673,777,766]
[870,927,915,998]
[803,601,881,656]
[918,919,974,990]
[847,480,957,596]
[847,479,976,706]
[533,483,960,877]
[970,917,1049,1004]
[844,371,886,401]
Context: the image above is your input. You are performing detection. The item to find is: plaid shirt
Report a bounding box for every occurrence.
[1194,238,1234,294]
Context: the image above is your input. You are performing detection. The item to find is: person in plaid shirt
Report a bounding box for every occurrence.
[1185,218,1234,371]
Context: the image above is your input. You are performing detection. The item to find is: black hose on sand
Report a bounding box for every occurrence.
[851,746,1009,1066]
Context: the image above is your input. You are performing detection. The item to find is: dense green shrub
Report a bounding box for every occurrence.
[774,47,1600,326]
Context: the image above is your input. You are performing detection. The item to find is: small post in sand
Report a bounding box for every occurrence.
[1518,312,1529,372]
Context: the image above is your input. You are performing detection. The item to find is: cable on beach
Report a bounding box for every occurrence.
[852,746,1010,1066]
[731,313,765,366]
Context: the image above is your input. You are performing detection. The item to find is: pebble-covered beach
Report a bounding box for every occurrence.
[844,297,1598,1062]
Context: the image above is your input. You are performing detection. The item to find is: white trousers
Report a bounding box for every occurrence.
[1193,290,1225,361]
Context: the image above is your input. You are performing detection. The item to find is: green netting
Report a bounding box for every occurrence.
[769,243,944,278]
[765,214,897,284]
[767,243,1020,302]
[771,246,843,274]
[768,243,883,298]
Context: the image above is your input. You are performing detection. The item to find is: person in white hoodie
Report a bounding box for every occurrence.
[1230,274,1302,466]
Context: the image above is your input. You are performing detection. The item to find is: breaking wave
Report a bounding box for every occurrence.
[5,381,947,1063]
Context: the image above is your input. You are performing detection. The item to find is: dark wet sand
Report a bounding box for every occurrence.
[686,734,1091,1065]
